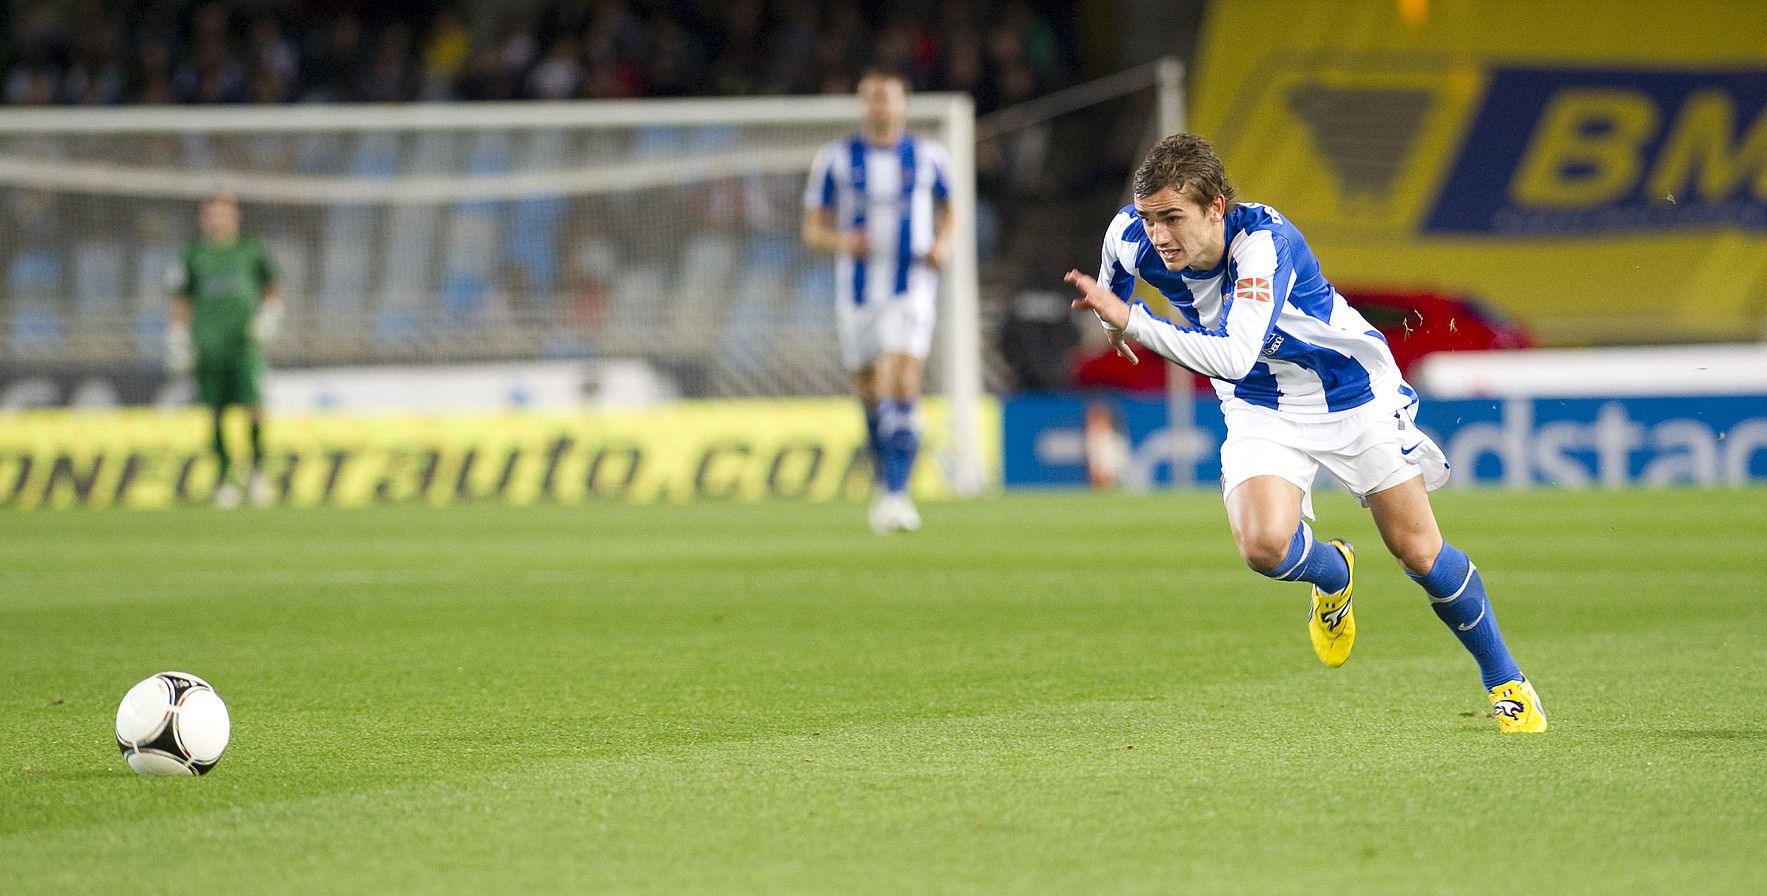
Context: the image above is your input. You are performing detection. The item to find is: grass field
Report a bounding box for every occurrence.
[3,488,1764,894]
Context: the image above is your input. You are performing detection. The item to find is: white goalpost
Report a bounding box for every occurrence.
[0,94,985,497]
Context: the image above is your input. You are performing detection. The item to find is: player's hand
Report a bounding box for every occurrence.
[1065,269,1138,364]
[1106,329,1139,366]
[1065,269,1134,331]
[844,231,870,256]
[250,301,284,343]
[922,241,950,270]
[165,326,194,375]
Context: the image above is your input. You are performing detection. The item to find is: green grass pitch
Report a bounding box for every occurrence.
[3,488,1764,894]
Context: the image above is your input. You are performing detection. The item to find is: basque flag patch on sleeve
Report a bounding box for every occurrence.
[1234,277,1271,303]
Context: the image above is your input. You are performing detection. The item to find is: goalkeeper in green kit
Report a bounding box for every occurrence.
[167,194,283,508]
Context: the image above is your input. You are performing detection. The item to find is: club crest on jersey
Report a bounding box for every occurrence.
[1235,277,1271,303]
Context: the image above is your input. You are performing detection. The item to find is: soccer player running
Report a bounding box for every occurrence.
[803,70,955,534]
[1066,134,1546,732]
[168,194,283,508]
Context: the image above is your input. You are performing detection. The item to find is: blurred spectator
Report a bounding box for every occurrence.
[245,16,298,103]
[10,1,70,70]
[525,34,582,100]
[170,2,245,103]
[579,0,645,99]
[3,61,57,105]
[493,17,537,82]
[1000,0,1066,88]
[173,36,248,104]
[643,16,704,98]
[63,22,124,105]
[769,0,822,94]
[359,24,416,102]
[419,9,472,100]
[942,28,988,110]
[300,14,364,103]
[994,62,1051,194]
[128,37,176,104]
[870,21,918,88]
[708,0,765,96]
[457,44,515,102]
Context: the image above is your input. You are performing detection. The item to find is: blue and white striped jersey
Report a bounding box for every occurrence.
[805,134,951,306]
[1099,201,1405,417]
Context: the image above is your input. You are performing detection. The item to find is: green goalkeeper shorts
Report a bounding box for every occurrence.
[195,347,265,409]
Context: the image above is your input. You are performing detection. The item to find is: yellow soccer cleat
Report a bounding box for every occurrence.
[1307,539,1355,667]
[1488,678,1548,733]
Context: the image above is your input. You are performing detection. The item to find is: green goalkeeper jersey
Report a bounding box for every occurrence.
[181,236,276,356]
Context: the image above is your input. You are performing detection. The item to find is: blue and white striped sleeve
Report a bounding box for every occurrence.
[1094,211,1139,331]
[1122,229,1288,381]
[927,141,951,203]
[804,143,838,211]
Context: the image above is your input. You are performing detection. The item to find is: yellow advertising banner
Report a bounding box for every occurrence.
[0,398,1000,510]
[1191,0,1767,344]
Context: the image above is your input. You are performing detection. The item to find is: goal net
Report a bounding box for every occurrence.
[0,96,983,495]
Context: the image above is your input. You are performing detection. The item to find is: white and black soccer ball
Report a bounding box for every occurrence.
[115,672,230,776]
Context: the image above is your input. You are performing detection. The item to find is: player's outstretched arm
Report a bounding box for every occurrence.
[801,208,868,256]
[1069,263,1277,382]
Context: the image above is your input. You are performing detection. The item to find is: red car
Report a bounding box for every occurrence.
[1070,288,1534,392]
[1340,288,1536,380]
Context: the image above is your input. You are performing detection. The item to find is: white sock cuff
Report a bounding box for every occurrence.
[1270,522,1314,581]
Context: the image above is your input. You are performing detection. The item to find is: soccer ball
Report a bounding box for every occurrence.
[115,672,231,776]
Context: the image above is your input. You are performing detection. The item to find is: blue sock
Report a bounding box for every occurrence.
[1255,522,1349,595]
[863,405,885,484]
[880,399,919,494]
[1408,543,1523,690]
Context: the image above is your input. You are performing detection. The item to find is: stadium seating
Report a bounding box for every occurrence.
[375,130,453,338]
[316,135,396,324]
[7,249,66,353]
[72,241,127,318]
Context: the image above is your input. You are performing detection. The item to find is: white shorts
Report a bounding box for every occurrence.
[836,286,936,371]
[1219,395,1450,520]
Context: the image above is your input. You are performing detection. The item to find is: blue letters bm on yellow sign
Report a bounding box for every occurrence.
[1427,68,1767,234]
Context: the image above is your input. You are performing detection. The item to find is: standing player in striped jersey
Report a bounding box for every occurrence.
[1066,134,1547,732]
[803,70,954,534]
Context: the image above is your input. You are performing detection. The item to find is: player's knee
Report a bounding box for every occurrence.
[1235,525,1292,575]
[1391,538,1441,577]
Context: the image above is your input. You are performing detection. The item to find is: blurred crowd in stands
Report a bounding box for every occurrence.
[2,0,1076,111]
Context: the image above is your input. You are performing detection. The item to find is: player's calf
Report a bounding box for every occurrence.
[1407,543,1522,689]
[1246,521,1356,668]
[876,398,920,495]
[1407,542,1545,731]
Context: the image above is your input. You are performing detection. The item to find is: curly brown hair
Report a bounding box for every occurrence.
[1132,133,1237,207]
